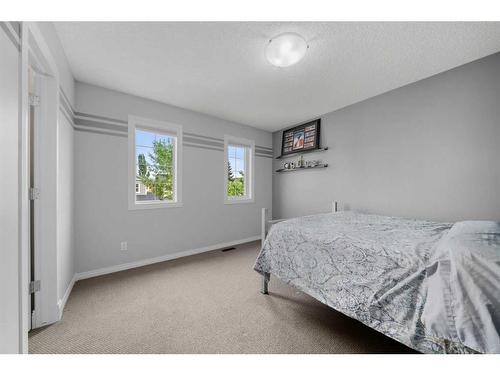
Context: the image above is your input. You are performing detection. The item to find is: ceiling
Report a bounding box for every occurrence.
[54,22,500,131]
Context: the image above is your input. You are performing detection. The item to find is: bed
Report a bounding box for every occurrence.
[254,203,500,354]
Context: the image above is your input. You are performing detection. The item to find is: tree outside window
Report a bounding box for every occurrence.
[136,130,175,201]
[227,145,246,197]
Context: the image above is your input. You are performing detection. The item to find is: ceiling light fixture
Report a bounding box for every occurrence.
[266,32,309,68]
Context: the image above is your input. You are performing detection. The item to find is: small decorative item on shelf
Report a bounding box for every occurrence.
[297,155,304,167]
[275,159,328,173]
[305,160,319,168]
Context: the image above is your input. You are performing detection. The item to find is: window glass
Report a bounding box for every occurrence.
[135,129,176,202]
[227,144,247,198]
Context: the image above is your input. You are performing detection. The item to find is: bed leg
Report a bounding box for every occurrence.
[261,272,270,295]
[332,200,338,213]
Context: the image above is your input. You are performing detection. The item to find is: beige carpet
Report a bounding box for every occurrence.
[29,241,415,354]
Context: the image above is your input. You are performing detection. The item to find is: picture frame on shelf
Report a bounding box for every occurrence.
[281,119,321,157]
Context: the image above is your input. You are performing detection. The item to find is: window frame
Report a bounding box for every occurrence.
[128,115,183,210]
[224,135,255,204]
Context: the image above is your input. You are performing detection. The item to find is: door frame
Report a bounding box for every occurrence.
[19,22,60,353]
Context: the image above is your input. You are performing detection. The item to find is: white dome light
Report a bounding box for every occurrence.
[266,32,308,68]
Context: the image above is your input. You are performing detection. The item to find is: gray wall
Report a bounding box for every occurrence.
[0,23,21,353]
[273,52,500,222]
[74,82,272,274]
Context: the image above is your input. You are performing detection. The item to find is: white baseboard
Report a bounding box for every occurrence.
[74,235,260,282]
[58,273,77,319]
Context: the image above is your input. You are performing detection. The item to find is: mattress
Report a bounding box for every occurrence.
[254,211,500,353]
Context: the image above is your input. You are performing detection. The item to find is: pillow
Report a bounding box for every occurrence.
[447,220,500,259]
[424,221,500,353]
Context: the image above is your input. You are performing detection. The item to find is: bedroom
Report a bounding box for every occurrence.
[1,0,500,372]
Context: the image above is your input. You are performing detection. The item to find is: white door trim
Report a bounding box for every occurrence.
[19,22,61,353]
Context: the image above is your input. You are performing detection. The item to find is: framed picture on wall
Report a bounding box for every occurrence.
[281,119,321,156]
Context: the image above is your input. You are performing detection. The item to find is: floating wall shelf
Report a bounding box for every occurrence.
[275,163,328,173]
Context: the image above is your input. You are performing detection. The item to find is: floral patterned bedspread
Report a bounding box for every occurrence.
[254,211,480,354]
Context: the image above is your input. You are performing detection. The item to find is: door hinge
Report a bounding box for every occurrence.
[29,94,40,107]
[29,280,41,294]
[29,187,40,200]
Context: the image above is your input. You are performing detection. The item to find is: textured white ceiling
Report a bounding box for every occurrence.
[54,22,500,131]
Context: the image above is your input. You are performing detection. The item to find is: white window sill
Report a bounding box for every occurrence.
[224,197,254,205]
[129,201,184,210]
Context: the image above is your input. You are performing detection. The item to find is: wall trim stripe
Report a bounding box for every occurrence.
[255,146,273,152]
[73,128,273,157]
[256,152,273,158]
[184,131,226,143]
[59,86,75,114]
[75,111,128,125]
[186,131,272,152]
[184,143,224,152]
[64,100,272,155]
[59,105,75,128]
[59,94,75,118]
[74,115,126,129]
[58,87,76,129]
[9,22,20,38]
[256,150,273,156]
[73,112,273,150]
[75,117,127,133]
[74,125,128,138]
[72,111,273,156]
[1,22,20,51]
[182,142,272,157]
[184,136,223,149]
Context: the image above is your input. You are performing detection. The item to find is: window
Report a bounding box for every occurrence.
[224,135,254,204]
[128,115,183,209]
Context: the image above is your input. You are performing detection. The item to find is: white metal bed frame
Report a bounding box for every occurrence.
[259,201,339,294]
